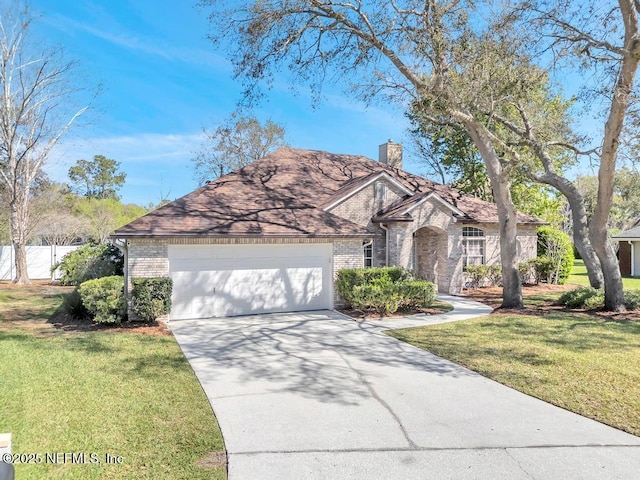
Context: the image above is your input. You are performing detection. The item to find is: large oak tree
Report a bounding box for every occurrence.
[491,0,640,309]
[202,0,531,308]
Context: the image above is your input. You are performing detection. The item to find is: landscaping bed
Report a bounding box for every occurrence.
[462,283,640,321]
[337,299,453,320]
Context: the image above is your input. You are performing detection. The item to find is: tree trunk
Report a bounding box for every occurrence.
[533,171,603,289]
[9,197,31,285]
[600,241,626,310]
[12,241,29,284]
[464,122,523,308]
[573,222,604,290]
[588,0,640,311]
[493,177,523,308]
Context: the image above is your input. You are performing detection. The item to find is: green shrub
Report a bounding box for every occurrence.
[336,267,412,307]
[537,226,574,284]
[558,286,604,309]
[465,264,502,287]
[78,276,126,324]
[486,264,502,286]
[351,278,399,315]
[519,261,534,285]
[624,289,640,310]
[530,257,555,284]
[465,265,488,288]
[335,269,364,304]
[336,267,434,315]
[131,277,173,322]
[61,288,89,320]
[371,266,410,283]
[396,280,436,309]
[53,243,124,286]
[558,287,640,311]
[583,292,605,310]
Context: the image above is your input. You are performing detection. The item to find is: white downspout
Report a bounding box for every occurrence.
[412,230,417,273]
[111,238,129,303]
[631,241,635,277]
[380,223,389,266]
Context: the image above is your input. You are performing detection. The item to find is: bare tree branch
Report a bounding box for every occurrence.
[0,3,90,283]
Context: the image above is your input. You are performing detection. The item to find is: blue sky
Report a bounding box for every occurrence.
[29,0,413,206]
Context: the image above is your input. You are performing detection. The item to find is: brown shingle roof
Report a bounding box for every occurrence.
[114,147,541,238]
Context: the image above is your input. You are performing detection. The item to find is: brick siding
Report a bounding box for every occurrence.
[332,239,364,276]
[128,241,169,278]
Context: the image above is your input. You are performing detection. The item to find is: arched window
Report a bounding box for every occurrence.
[462,227,484,269]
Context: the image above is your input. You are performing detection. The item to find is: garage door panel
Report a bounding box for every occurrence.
[170,270,218,319]
[168,244,332,319]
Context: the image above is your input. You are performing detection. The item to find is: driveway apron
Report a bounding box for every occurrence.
[171,299,640,479]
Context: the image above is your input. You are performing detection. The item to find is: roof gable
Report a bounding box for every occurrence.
[401,192,465,217]
[322,171,414,211]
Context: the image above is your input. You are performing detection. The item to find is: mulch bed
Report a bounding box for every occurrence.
[337,305,449,321]
[47,313,172,336]
[462,283,570,309]
[462,284,640,321]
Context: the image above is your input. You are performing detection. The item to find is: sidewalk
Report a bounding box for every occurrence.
[354,294,494,330]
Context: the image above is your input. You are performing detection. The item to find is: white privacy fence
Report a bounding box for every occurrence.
[0,245,80,281]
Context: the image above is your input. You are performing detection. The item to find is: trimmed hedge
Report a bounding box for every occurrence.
[53,243,124,286]
[336,267,435,315]
[351,277,399,315]
[78,275,126,324]
[131,277,173,322]
[397,280,437,309]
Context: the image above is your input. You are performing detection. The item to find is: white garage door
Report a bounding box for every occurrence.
[168,243,333,319]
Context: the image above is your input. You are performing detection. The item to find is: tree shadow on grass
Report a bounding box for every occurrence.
[122,351,194,379]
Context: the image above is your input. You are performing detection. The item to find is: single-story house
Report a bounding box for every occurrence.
[613,226,640,277]
[112,142,541,320]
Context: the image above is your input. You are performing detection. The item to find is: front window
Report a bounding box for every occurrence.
[363,241,373,268]
[462,227,484,269]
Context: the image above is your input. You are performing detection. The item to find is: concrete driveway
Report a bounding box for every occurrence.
[171,306,640,479]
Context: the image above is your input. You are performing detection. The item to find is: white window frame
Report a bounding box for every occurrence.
[462,227,485,270]
[363,240,373,268]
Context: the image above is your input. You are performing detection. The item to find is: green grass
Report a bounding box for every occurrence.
[0,284,226,479]
[569,259,640,289]
[389,309,640,436]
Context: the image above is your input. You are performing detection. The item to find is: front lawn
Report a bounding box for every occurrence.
[569,259,640,289]
[388,289,640,437]
[0,283,226,479]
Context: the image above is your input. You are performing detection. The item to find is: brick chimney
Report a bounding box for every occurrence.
[378,140,402,170]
